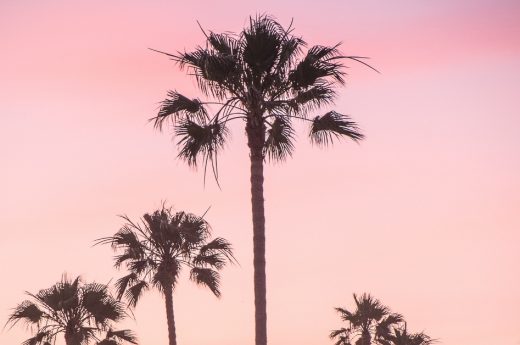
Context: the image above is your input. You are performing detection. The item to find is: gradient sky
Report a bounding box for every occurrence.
[1,1,519,345]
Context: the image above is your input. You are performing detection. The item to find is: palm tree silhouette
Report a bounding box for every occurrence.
[331,293,403,345]
[95,206,235,345]
[7,275,137,345]
[151,15,374,345]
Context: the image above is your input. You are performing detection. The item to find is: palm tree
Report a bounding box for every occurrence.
[150,15,375,345]
[7,275,137,345]
[331,293,403,345]
[95,206,235,345]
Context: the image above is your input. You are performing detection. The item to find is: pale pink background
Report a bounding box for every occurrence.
[1,1,519,345]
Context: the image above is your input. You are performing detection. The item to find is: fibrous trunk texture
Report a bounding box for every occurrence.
[247,121,267,345]
[164,284,177,345]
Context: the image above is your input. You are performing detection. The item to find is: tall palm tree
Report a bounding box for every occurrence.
[7,275,137,345]
[331,293,403,345]
[151,15,375,345]
[95,206,235,345]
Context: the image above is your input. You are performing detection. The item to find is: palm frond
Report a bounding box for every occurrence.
[390,328,436,345]
[182,48,238,98]
[410,332,436,345]
[375,313,404,340]
[176,212,210,246]
[385,313,404,325]
[21,331,51,345]
[82,283,124,324]
[201,54,238,89]
[334,337,351,345]
[36,276,80,313]
[125,281,149,308]
[128,259,151,275]
[176,119,228,167]
[309,111,364,145]
[193,253,226,269]
[330,328,349,339]
[335,307,356,323]
[113,250,142,269]
[143,208,169,240]
[343,56,380,74]
[275,35,305,73]
[114,273,138,301]
[242,15,285,77]
[354,293,389,322]
[153,91,208,130]
[289,43,346,89]
[8,301,44,326]
[264,116,295,161]
[208,32,239,57]
[293,83,336,112]
[97,340,118,345]
[199,237,236,263]
[96,228,142,252]
[189,267,221,297]
[105,329,138,344]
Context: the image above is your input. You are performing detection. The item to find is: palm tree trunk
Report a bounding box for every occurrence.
[247,122,267,345]
[64,333,73,345]
[64,332,80,345]
[164,284,177,345]
[361,328,371,345]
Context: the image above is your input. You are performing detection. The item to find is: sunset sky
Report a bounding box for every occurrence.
[1,1,519,345]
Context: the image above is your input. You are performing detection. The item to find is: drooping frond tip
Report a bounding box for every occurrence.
[310,111,364,146]
[264,116,295,161]
[175,119,228,168]
[190,267,221,297]
[7,301,43,327]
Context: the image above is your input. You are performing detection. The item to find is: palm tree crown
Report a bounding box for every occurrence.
[95,206,235,345]
[331,293,403,345]
[7,275,137,345]
[152,15,372,170]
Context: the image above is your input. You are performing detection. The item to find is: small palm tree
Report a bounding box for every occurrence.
[151,15,375,345]
[96,206,235,345]
[7,275,137,345]
[331,293,403,345]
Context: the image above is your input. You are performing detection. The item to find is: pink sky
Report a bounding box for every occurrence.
[1,1,519,345]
